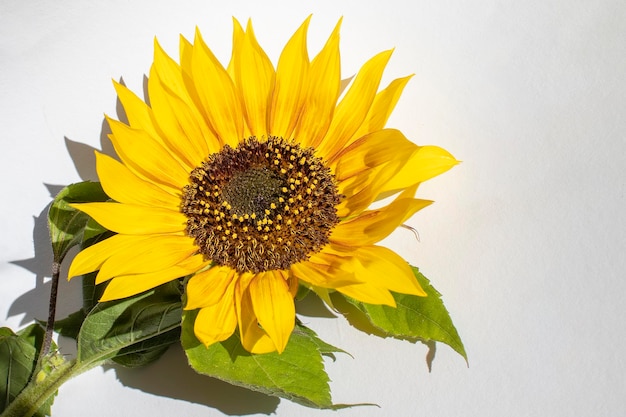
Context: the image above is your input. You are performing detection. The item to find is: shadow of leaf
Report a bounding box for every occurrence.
[109,344,280,415]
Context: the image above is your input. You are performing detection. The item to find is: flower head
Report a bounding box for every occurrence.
[68,17,458,354]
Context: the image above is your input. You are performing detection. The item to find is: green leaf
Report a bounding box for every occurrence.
[0,324,59,416]
[76,282,182,365]
[53,310,87,340]
[344,267,467,363]
[182,311,339,408]
[47,181,109,263]
[0,328,38,413]
[112,327,180,368]
[295,321,350,361]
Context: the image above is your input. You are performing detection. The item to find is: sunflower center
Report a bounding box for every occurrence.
[222,167,282,218]
[181,136,342,273]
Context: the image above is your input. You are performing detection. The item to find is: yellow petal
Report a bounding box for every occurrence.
[152,39,189,104]
[191,28,243,147]
[248,271,295,353]
[70,202,187,235]
[316,49,393,160]
[235,280,277,354]
[330,186,432,246]
[106,117,190,190]
[99,254,206,301]
[294,18,341,147]
[226,17,245,81]
[379,145,460,196]
[332,129,416,216]
[335,163,402,218]
[268,16,311,138]
[331,129,416,180]
[234,20,275,137]
[185,265,236,310]
[147,67,211,167]
[179,35,194,76]
[96,152,180,207]
[350,75,413,142]
[345,245,426,296]
[112,80,159,139]
[68,234,151,279]
[96,234,198,283]
[290,254,358,289]
[193,279,238,347]
[335,282,396,306]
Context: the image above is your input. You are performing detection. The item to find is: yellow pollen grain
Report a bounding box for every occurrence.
[270,203,276,209]
[265,209,270,215]
[263,235,269,241]
[232,233,238,239]
[243,226,248,232]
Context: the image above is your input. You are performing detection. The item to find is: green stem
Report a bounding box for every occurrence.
[0,359,99,417]
[41,261,61,358]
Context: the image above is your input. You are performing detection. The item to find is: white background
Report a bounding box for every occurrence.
[1,0,625,416]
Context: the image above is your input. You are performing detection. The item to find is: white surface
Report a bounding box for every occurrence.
[1,0,625,416]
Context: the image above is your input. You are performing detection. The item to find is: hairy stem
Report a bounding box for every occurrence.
[41,261,61,358]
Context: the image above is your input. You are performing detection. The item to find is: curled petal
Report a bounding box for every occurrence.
[185,266,237,310]
[193,279,238,347]
[331,186,432,247]
[236,280,277,354]
[248,271,295,354]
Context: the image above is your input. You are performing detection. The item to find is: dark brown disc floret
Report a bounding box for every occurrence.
[181,136,342,273]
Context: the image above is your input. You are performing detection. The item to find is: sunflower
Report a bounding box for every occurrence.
[68,17,458,354]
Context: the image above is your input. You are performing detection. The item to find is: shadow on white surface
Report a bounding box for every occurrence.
[109,344,281,415]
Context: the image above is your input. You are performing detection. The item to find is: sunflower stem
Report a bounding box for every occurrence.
[41,261,61,358]
[0,359,94,417]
